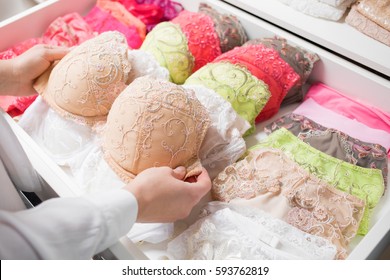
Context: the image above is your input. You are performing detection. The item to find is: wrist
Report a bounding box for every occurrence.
[0,59,18,96]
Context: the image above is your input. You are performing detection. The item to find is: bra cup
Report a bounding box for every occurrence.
[102,77,210,182]
[42,31,131,125]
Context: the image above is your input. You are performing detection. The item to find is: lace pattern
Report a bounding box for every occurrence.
[167,205,337,260]
[346,5,390,47]
[102,77,210,182]
[214,44,300,122]
[253,128,385,235]
[243,37,319,105]
[185,62,271,136]
[41,31,131,126]
[265,113,388,187]
[140,22,194,84]
[198,3,248,53]
[184,85,250,179]
[357,0,390,31]
[171,10,222,71]
[212,147,365,259]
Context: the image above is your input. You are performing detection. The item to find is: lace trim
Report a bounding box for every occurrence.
[167,206,337,260]
[253,128,385,235]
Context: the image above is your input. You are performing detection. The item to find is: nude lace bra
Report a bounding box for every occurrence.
[102,77,210,182]
[40,31,131,126]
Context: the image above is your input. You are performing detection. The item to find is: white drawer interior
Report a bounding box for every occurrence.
[1,0,389,260]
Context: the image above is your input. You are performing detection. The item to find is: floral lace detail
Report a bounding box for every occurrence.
[185,62,270,136]
[244,37,319,105]
[102,77,210,182]
[167,206,337,260]
[253,128,385,235]
[171,10,222,72]
[265,113,388,187]
[184,85,250,179]
[41,31,131,126]
[198,3,248,53]
[214,44,300,122]
[346,5,390,47]
[140,22,194,84]
[357,0,390,31]
[212,147,365,259]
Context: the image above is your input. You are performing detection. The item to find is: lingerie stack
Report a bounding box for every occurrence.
[1,0,389,260]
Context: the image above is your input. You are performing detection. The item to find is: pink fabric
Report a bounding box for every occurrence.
[305,82,390,134]
[115,0,164,31]
[42,12,96,47]
[0,13,96,117]
[136,0,184,30]
[84,6,142,49]
[214,44,300,122]
[0,38,43,116]
[294,98,390,156]
[0,38,43,60]
[171,10,221,71]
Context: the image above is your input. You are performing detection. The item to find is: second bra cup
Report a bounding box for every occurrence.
[41,31,131,126]
[102,76,210,182]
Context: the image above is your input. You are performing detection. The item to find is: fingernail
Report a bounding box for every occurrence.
[174,166,186,173]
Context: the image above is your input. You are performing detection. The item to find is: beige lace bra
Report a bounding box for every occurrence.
[39,31,132,126]
[102,77,210,182]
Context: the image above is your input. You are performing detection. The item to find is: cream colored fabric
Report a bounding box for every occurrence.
[102,77,210,182]
[41,31,131,126]
[184,85,250,179]
[212,147,365,259]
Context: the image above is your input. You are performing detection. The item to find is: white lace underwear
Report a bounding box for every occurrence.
[167,203,337,260]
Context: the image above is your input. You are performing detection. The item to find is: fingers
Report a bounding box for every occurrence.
[42,45,69,62]
[188,168,212,195]
[172,166,186,180]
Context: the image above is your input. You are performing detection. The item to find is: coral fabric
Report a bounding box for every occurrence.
[42,12,96,47]
[171,10,222,71]
[84,6,142,49]
[97,0,146,40]
[214,44,300,122]
[243,37,319,105]
[304,82,390,134]
[102,77,210,182]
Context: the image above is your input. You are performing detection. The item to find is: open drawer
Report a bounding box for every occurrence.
[1,0,389,260]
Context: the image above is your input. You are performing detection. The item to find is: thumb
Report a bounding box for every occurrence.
[172,166,186,180]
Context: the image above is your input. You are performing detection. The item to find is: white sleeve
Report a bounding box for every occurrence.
[0,189,138,259]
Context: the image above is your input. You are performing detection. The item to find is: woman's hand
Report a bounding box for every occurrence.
[0,44,68,96]
[123,166,212,223]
